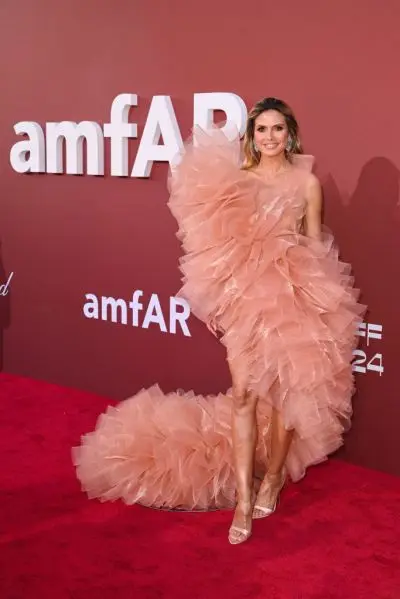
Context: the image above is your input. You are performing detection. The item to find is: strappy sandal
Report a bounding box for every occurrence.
[228,507,252,545]
[228,523,252,545]
[253,470,286,519]
[228,490,256,545]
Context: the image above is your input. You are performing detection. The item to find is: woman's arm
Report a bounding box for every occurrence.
[304,174,323,241]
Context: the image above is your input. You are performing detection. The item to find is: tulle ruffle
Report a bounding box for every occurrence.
[74,387,239,510]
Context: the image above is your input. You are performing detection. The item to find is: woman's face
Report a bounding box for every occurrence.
[253,110,289,158]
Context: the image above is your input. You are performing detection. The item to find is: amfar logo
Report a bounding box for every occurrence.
[9,92,247,178]
[83,289,191,336]
[0,272,13,296]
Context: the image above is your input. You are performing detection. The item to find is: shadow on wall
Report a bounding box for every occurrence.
[0,242,11,371]
[323,155,399,352]
[323,157,400,474]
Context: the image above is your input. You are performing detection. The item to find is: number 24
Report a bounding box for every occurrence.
[352,350,384,376]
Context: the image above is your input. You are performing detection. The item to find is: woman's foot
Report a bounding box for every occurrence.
[253,470,286,519]
[228,500,253,545]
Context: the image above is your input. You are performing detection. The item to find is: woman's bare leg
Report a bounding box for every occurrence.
[229,376,259,544]
[253,407,293,518]
[269,408,294,474]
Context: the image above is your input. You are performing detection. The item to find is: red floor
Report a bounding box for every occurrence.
[1,372,399,599]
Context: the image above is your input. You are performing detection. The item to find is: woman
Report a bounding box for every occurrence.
[73,98,366,545]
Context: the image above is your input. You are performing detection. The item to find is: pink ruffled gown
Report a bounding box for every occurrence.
[73,127,366,511]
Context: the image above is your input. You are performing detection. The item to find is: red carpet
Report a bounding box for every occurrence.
[1,373,399,599]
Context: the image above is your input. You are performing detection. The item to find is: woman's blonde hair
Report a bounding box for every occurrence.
[242,97,303,170]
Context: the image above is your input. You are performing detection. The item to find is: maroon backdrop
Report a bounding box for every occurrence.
[0,0,399,476]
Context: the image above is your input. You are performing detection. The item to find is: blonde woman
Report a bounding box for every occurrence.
[74,98,365,546]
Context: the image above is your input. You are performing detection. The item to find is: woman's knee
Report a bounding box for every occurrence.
[232,388,258,412]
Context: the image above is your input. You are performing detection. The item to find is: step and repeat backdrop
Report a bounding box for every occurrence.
[0,0,399,476]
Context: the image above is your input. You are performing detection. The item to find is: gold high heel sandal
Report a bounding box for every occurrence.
[252,470,286,519]
[228,490,257,545]
[228,505,252,545]
[228,522,252,545]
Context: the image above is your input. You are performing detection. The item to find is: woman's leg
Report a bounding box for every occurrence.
[253,407,293,518]
[269,407,294,474]
[229,376,259,544]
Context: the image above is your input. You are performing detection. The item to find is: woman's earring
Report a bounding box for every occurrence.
[253,141,259,153]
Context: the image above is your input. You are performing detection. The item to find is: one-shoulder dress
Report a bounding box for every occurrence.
[73,126,366,511]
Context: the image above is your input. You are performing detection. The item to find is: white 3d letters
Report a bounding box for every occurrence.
[193,92,248,138]
[46,121,104,175]
[9,92,248,178]
[10,122,46,173]
[131,95,183,177]
[103,93,138,177]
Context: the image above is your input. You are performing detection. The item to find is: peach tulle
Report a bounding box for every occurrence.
[73,125,367,511]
